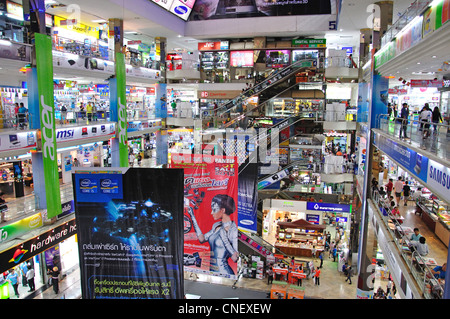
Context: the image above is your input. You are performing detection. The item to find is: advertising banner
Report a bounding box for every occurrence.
[73,168,184,299]
[170,154,239,279]
[230,51,254,67]
[114,52,128,167]
[373,133,429,183]
[190,0,332,20]
[237,163,258,233]
[35,33,62,219]
[426,159,450,203]
[0,132,36,154]
[306,202,351,213]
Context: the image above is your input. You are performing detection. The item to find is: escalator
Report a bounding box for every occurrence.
[238,230,290,266]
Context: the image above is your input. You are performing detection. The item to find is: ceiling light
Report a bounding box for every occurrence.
[417,62,421,64]
[432,55,437,58]
[92,19,107,23]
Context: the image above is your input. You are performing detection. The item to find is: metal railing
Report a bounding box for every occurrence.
[372,190,444,299]
[378,114,450,161]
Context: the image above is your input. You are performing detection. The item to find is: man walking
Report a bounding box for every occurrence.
[399,103,409,139]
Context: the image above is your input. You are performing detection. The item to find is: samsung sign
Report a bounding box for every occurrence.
[307,202,351,213]
[427,159,450,202]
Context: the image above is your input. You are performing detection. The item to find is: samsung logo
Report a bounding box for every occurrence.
[429,165,450,190]
[174,5,188,14]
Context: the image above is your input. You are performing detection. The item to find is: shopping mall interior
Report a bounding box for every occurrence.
[0,0,449,304]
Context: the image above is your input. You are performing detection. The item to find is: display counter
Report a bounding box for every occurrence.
[275,242,324,258]
[416,196,449,247]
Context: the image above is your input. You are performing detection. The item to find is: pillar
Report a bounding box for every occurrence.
[372,1,394,50]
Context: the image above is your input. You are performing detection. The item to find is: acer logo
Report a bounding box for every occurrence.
[41,95,56,161]
[118,97,127,145]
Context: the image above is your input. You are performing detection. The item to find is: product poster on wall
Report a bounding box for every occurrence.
[170,154,239,279]
[237,162,258,233]
[73,167,184,299]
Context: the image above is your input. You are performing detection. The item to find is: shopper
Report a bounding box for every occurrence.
[419,105,432,138]
[6,268,20,298]
[409,228,423,242]
[73,158,80,167]
[266,264,273,285]
[0,191,7,223]
[410,236,429,256]
[432,106,443,133]
[431,263,447,280]
[26,264,35,292]
[314,268,321,285]
[60,104,67,124]
[47,266,60,294]
[345,266,352,284]
[385,178,393,197]
[393,176,404,206]
[86,102,93,122]
[386,278,393,296]
[403,181,411,206]
[17,103,28,129]
[318,251,324,269]
[398,103,409,139]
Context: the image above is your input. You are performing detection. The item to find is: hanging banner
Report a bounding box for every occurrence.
[115,52,128,167]
[73,168,184,299]
[35,33,62,218]
[237,163,258,233]
[170,154,239,279]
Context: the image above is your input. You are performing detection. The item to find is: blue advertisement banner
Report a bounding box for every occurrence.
[373,133,428,183]
[238,163,258,233]
[74,171,123,203]
[371,74,389,129]
[307,202,351,213]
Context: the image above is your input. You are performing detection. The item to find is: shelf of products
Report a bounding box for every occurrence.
[416,194,450,247]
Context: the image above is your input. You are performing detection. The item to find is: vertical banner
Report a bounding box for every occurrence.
[34,33,62,218]
[73,168,184,299]
[371,74,389,129]
[115,52,128,167]
[155,83,167,118]
[171,154,239,279]
[237,163,258,233]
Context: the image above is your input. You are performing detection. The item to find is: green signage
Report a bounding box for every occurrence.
[34,33,62,219]
[292,39,326,47]
[115,51,128,167]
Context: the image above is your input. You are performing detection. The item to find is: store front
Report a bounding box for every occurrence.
[0,219,77,299]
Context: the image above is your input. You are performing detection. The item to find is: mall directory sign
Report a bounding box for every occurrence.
[34,33,62,219]
[73,168,184,299]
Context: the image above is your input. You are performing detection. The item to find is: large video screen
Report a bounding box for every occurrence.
[190,0,332,20]
[230,51,254,67]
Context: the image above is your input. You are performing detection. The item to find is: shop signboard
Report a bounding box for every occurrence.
[373,41,395,70]
[170,154,239,279]
[410,79,443,88]
[395,16,423,56]
[423,0,450,38]
[169,0,193,20]
[198,41,229,51]
[73,168,184,299]
[230,51,254,67]
[35,33,62,219]
[426,159,450,202]
[52,51,115,74]
[55,123,115,144]
[0,132,36,154]
[306,202,351,213]
[373,133,429,183]
[0,218,77,274]
[291,39,326,48]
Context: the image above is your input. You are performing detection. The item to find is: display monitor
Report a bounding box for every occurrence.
[230,51,254,67]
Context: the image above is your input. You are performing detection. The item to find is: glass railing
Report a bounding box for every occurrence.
[371,190,444,299]
[378,114,450,162]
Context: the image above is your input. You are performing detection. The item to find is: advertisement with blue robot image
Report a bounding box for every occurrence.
[73,168,184,299]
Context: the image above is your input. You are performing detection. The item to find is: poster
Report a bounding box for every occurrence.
[170,154,239,279]
[73,168,184,299]
[237,163,258,233]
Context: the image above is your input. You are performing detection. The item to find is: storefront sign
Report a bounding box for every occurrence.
[0,213,42,244]
[0,132,36,154]
[55,123,115,144]
[199,90,241,99]
[410,79,443,88]
[198,41,229,51]
[0,218,77,274]
[306,202,351,213]
[291,39,326,48]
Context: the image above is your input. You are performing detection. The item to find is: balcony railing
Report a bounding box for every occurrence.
[372,190,444,299]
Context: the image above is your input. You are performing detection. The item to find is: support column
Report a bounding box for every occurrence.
[108,18,128,167]
[372,1,394,50]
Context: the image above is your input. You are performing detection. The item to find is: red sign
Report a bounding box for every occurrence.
[170,154,239,279]
[410,79,443,88]
[198,41,228,51]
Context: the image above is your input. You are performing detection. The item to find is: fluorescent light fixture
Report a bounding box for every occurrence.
[92,19,107,23]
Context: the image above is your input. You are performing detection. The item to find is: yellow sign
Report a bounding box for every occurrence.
[54,16,99,38]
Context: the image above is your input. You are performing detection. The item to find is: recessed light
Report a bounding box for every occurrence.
[432,55,437,58]
[417,62,421,64]
[92,19,107,23]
